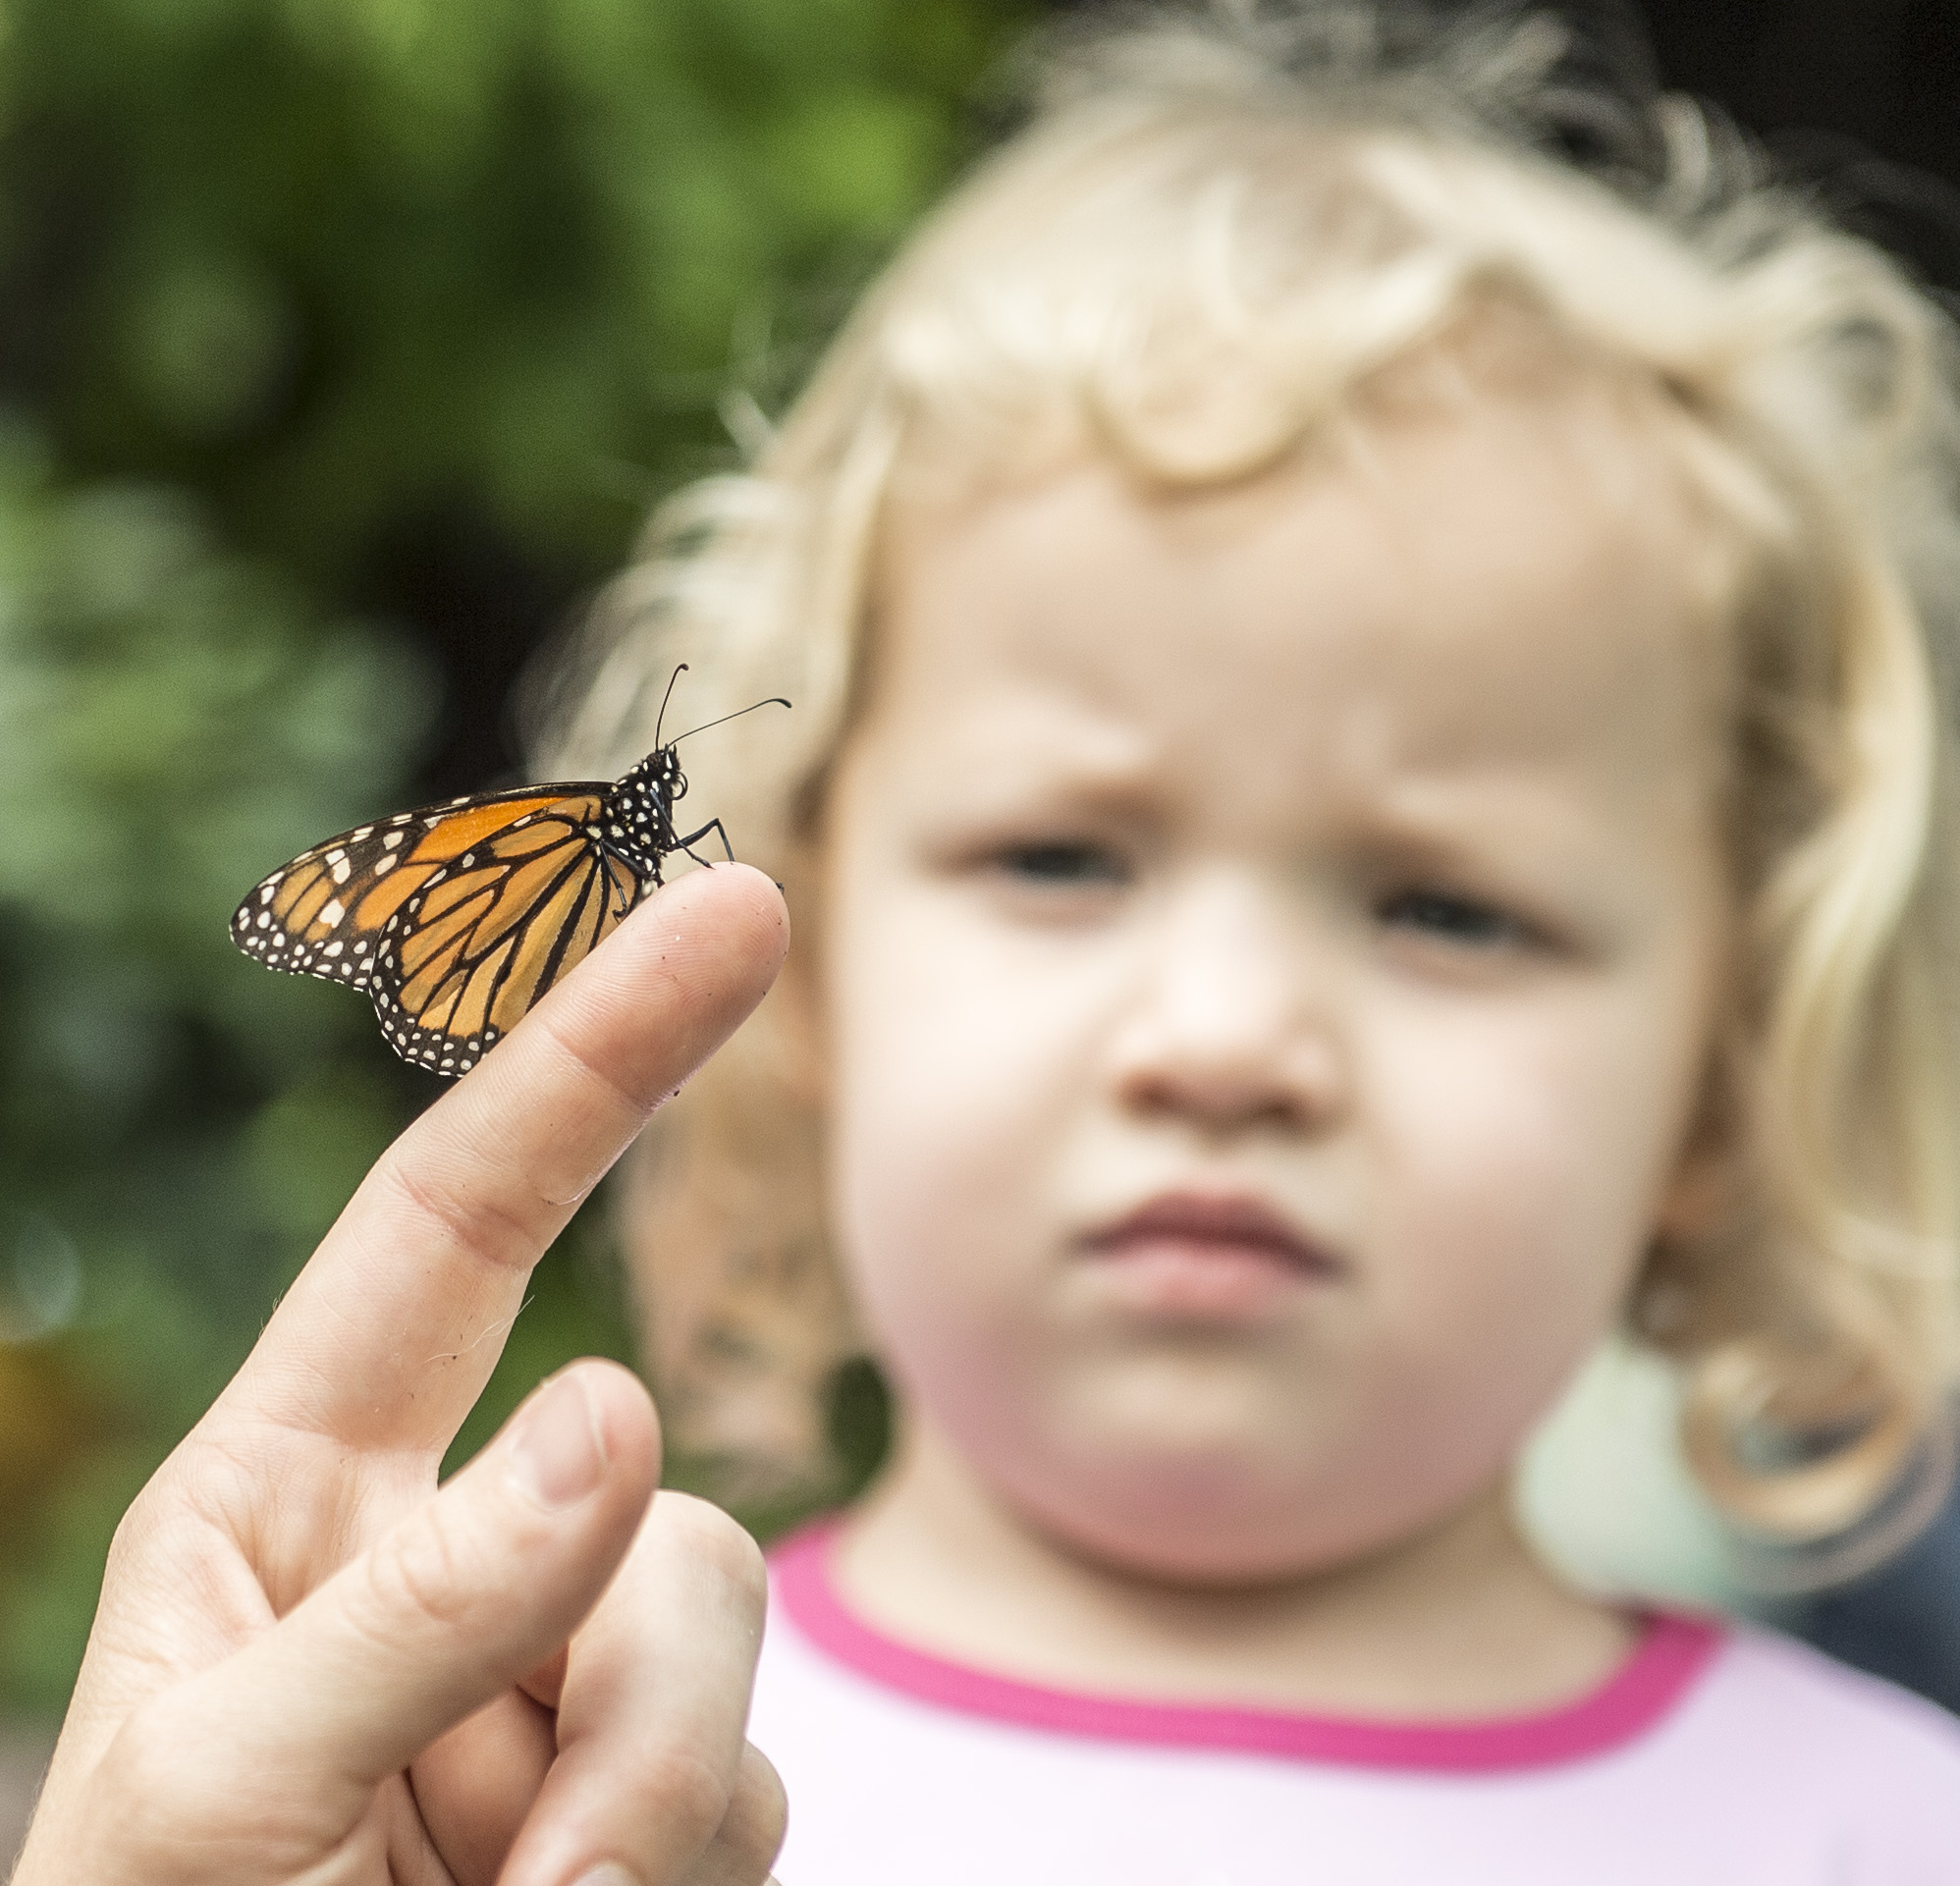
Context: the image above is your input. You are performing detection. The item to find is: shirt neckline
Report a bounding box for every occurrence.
[770,1520,1725,1774]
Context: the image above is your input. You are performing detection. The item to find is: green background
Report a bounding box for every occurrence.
[0,0,1018,1718]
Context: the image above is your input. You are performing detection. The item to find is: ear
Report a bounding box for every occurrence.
[1655,1142,1734,1243]
[1654,1054,1738,1244]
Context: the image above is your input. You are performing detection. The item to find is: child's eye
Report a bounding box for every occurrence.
[994,840,1129,887]
[1377,888,1523,948]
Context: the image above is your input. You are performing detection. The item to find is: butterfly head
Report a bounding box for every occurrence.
[605,687,788,879]
[626,741,684,800]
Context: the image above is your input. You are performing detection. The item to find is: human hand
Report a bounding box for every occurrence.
[10,865,790,1886]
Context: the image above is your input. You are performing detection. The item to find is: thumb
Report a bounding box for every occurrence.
[116,1363,660,1851]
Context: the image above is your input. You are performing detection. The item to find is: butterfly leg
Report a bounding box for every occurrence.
[676,818,735,868]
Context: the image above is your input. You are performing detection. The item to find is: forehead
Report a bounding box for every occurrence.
[866,379,1725,802]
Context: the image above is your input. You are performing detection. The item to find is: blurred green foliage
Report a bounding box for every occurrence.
[0,0,1020,1715]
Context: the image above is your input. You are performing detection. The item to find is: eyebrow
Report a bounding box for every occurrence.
[909,688,1655,873]
[921,705,1163,800]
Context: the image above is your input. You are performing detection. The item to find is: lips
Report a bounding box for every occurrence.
[1079,1191,1340,1318]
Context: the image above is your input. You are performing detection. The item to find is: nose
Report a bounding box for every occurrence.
[1109,875,1347,1137]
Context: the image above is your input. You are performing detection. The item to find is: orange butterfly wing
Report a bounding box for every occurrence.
[368,803,642,1074]
[230,785,640,1073]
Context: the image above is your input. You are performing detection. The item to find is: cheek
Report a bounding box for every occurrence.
[1368,979,1706,1395]
[820,869,1098,1368]
[831,895,1062,1193]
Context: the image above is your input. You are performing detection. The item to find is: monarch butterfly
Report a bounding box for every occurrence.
[231,669,788,1076]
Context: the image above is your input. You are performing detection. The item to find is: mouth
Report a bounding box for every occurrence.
[1078,1191,1342,1319]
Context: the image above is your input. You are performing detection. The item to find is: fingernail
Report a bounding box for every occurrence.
[510,1373,608,1509]
[571,1864,640,1886]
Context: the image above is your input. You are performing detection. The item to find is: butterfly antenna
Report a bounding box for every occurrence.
[667,696,791,747]
[654,664,689,747]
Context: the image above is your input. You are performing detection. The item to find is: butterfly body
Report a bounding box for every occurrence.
[601,742,694,881]
[232,732,741,1077]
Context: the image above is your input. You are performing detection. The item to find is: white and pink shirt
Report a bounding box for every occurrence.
[749,1524,1960,1884]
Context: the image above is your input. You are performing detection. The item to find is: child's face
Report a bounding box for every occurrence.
[820,382,1734,1583]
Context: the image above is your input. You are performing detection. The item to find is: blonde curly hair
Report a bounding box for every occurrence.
[545,1,1960,1557]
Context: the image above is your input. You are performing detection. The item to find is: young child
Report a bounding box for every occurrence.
[18,5,1960,1884]
[537,2,1960,1877]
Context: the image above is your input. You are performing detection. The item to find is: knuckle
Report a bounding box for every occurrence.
[379,1141,537,1276]
[731,1743,790,1871]
[358,1499,485,1640]
[641,1744,737,1854]
[535,1000,650,1127]
[678,1747,789,1886]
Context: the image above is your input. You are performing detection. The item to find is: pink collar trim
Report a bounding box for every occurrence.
[770,1521,1725,1773]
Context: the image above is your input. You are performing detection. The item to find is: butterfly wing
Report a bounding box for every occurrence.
[366,797,645,1075]
[230,784,611,993]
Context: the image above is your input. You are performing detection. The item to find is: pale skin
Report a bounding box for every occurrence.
[814,382,1738,1718]
[12,864,792,1886]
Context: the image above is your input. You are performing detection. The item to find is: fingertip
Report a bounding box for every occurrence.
[645,1488,769,1610]
[464,862,787,1149]
[566,1358,663,1491]
[570,862,787,1048]
[503,1362,660,1516]
[633,862,790,986]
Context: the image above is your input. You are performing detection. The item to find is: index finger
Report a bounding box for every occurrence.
[225,862,788,1455]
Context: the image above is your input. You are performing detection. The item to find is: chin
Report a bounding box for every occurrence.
[1040,1496,1345,1587]
[977,1405,1509,1590]
[989,1441,1397,1589]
